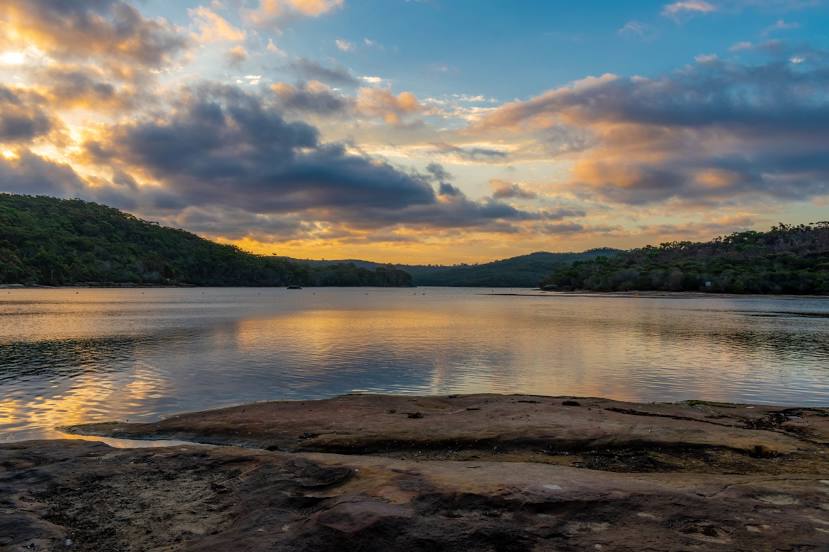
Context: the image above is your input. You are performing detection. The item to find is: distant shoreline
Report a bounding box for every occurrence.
[3,283,828,297]
[518,289,829,298]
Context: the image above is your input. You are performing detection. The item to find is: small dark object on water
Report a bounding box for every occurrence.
[518,400,540,404]
[563,400,581,407]
[387,409,397,414]
[407,412,424,419]
[287,285,302,290]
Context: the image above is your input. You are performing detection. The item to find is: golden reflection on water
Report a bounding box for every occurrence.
[1,288,828,440]
[0,361,170,440]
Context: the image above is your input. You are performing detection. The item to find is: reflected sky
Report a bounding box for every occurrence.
[2,288,828,441]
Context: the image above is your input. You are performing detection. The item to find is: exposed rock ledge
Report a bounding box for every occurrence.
[2,394,828,551]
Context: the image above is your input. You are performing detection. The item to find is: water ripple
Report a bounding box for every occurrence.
[1,288,828,441]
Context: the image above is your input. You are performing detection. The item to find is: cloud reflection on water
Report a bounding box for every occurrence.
[1,288,828,441]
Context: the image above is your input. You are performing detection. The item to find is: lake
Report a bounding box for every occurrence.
[1,287,828,441]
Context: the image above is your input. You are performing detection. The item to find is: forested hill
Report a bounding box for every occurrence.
[400,250,620,287]
[541,224,829,294]
[286,250,620,287]
[0,194,412,287]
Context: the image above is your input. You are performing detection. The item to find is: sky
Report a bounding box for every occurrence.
[1,1,828,263]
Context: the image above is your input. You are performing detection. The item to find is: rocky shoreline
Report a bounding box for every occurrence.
[3,394,828,550]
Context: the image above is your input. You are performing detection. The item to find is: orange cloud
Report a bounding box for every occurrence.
[0,1,187,69]
[189,6,246,43]
[356,88,422,125]
[244,0,344,27]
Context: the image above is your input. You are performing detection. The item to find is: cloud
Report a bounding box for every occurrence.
[75,85,559,236]
[539,222,585,235]
[618,21,657,40]
[0,1,187,70]
[662,1,717,19]
[243,0,344,28]
[189,6,246,43]
[226,45,248,67]
[635,215,756,239]
[0,86,56,143]
[428,143,509,163]
[77,88,400,210]
[762,18,800,34]
[335,38,354,52]
[730,41,754,51]
[288,58,358,86]
[266,39,286,56]
[171,206,306,241]
[356,88,422,125]
[0,148,183,212]
[0,0,187,121]
[474,50,829,206]
[0,150,84,196]
[490,180,538,200]
[28,65,137,111]
[270,81,348,114]
[360,76,386,86]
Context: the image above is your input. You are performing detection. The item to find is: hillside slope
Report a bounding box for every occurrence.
[402,250,620,287]
[0,194,411,287]
[541,224,829,294]
[288,250,621,287]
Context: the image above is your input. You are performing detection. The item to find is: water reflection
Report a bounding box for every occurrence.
[1,288,828,441]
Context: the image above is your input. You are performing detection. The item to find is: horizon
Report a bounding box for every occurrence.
[2,1,829,263]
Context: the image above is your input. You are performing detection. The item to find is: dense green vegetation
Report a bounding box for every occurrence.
[6,194,824,293]
[0,194,412,287]
[287,250,620,287]
[399,250,620,287]
[541,224,829,294]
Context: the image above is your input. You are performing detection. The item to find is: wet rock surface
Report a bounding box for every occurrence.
[2,394,828,551]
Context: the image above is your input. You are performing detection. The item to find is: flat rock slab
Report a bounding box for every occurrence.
[2,394,828,551]
[69,394,829,474]
[2,440,828,551]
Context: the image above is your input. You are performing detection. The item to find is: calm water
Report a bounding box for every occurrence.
[1,287,828,441]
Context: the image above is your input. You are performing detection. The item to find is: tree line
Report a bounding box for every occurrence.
[0,194,412,287]
[541,223,829,294]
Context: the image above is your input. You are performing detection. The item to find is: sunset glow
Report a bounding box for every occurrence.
[1,1,828,262]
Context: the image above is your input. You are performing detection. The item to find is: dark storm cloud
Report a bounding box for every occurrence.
[86,85,395,213]
[80,86,560,235]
